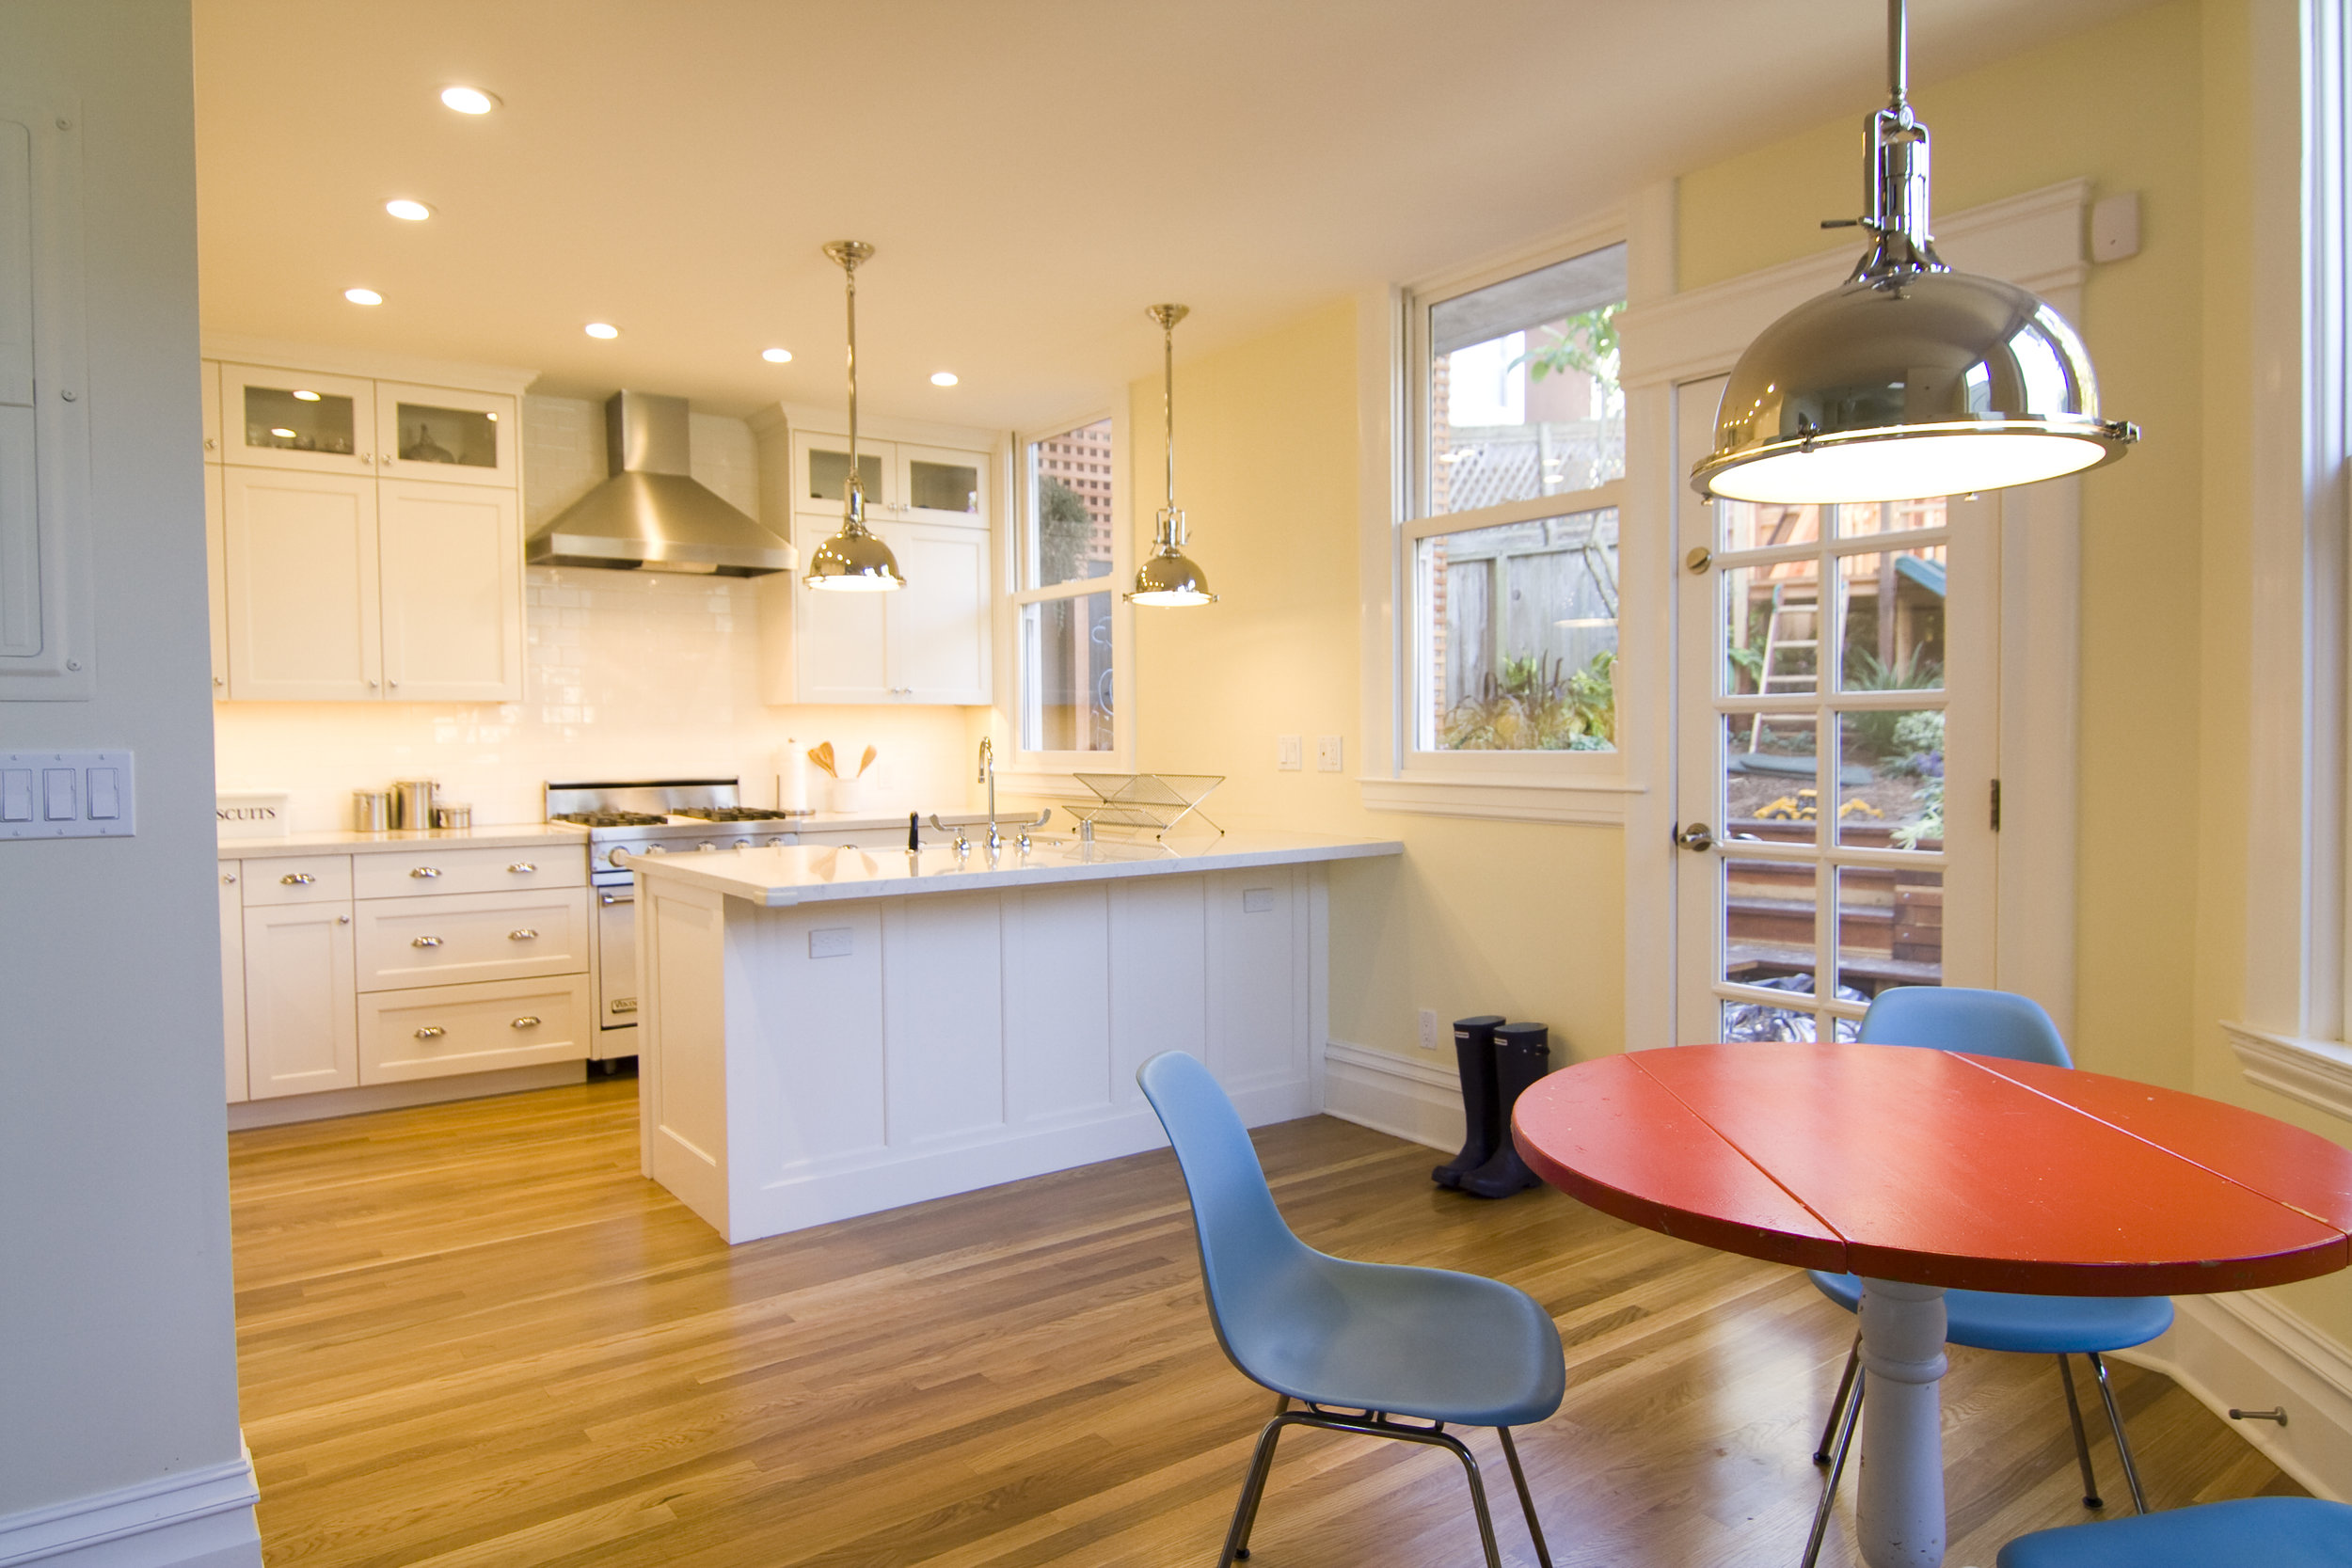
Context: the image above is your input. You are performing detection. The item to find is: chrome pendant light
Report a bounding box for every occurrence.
[804,240,905,593]
[1691,0,2137,504]
[1127,304,1216,607]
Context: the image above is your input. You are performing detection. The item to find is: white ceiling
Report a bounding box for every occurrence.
[193,0,2161,432]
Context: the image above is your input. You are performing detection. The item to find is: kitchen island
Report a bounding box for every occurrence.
[628,831,1404,1243]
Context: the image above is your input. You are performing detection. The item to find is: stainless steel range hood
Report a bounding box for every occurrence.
[527,391,795,577]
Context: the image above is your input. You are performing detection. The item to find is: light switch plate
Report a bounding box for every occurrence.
[2091,192,2140,261]
[1,750,135,839]
[1317,736,1344,772]
[1418,1008,1439,1051]
[808,926,853,958]
[1277,735,1303,771]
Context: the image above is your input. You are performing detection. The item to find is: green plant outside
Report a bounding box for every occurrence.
[1440,649,1616,752]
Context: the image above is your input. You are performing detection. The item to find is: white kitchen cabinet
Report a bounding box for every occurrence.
[895,442,988,528]
[204,462,228,696]
[793,428,890,512]
[378,480,522,701]
[355,886,591,991]
[222,466,381,701]
[786,562,891,703]
[201,359,221,462]
[220,862,247,1103]
[243,899,359,1098]
[375,382,516,487]
[217,363,376,476]
[359,974,592,1084]
[881,519,992,703]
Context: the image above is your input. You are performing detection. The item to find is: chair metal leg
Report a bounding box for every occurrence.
[1217,1397,1290,1568]
[1815,1331,1862,1465]
[1496,1425,1555,1568]
[1434,1429,1507,1568]
[1802,1369,1863,1568]
[2088,1354,2149,1515]
[2056,1354,2105,1509]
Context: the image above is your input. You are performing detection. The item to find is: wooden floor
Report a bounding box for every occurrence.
[229,1077,2301,1568]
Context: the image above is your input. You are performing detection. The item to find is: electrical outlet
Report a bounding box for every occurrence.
[1418,1008,1439,1051]
[1278,734,1303,771]
[1317,735,1344,772]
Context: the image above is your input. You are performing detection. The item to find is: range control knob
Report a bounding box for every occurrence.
[733,838,755,849]
[644,843,667,856]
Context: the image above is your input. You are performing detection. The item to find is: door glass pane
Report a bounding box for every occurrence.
[1026,418,1114,589]
[393,401,498,469]
[1416,510,1618,752]
[1836,709,1944,850]
[1722,997,1824,1042]
[1723,713,1819,846]
[1723,559,1822,700]
[1019,592,1113,752]
[908,458,979,515]
[1838,866,1944,996]
[1717,499,1824,555]
[1724,858,1816,992]
[1836,496,1947,538]
[244,385,355,455]
[1837,548,1947,691]
[807,447,884,505]
[1429,245,1625,514]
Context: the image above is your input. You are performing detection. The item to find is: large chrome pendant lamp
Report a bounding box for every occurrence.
[1691,0,2137,504]
[1127,304,1216,607]
[804,240,905,592]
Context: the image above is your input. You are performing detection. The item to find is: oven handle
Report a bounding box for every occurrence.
[599,890,635,906]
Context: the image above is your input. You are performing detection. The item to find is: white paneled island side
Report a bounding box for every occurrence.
[628,832,1404,1243]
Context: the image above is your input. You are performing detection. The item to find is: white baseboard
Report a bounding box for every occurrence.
[0,1453,260,1568]
[2107,1291,2352,1502]
[1321,1038,1461,1152]
[226,1060,589,1131]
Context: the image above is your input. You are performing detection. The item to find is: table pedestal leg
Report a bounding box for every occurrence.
[1857,1278,1949,1568]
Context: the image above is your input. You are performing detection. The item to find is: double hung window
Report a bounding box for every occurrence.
[1012,416,1120,756]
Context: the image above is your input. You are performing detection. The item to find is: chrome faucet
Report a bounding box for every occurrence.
[977,737,999,851]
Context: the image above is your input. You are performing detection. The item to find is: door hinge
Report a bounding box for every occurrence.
[1990,778,2002,832]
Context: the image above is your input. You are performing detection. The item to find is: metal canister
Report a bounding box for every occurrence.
[391,779,437,830]
[352,790,391,832]
[432,803,472,831]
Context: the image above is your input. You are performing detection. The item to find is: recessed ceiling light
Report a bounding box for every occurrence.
[269,427,296,438]
[440,86,499,115]
[584,322,619,340]
[292,388,320,402]
[385,198,432,222]
[344,287,383,306]
[761,347,792,363]
[930,372,959,387]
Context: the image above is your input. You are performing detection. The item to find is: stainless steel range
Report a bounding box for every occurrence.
[546,779,809,1044]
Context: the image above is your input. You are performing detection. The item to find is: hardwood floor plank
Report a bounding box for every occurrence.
[230,1078,2302,1568]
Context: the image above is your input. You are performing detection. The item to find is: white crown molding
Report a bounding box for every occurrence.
[1358,774,1639,826]
[200,332,537,395]
[2222,1020,2352,1123]
[0,1451,259,1567]
[756,400,1006,451]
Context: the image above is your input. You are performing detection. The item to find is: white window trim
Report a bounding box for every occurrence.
[2225,0,2352,1111]
[999,392,1136,790]
[1359,211,1650,824]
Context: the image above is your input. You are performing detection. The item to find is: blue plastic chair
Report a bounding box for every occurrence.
[1137,1051,1565,1568]
[1801,988,2175,1568]
[1998,1497,2352,1566]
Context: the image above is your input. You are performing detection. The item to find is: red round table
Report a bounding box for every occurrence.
[1513,1042,2352,1568]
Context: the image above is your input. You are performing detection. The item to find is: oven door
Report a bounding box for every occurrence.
[596,884,638,1042]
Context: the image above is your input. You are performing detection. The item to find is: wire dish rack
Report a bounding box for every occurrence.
[1069,773,1224,839]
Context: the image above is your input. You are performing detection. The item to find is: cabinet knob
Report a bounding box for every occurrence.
[221,873,236,884]
[413,1025,445,1039]
[507,862,536,874]
[388,680,400,689]
[337,914,351,924]
[203,436,216,451]
[508,928,537,941]
[280,872,314,885]
[510,1015,541,1029]
[412,935,443,948]
[214,675,225,688]
[409,866,441,879]
[368,679,379,689]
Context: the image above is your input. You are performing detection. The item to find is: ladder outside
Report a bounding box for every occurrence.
[1748,582,1820,752]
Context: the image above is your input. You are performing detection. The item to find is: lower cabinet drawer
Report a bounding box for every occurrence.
[355,886,590,990]
[359,975,591,1084]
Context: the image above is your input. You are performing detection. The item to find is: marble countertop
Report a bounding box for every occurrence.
[625,831,1405,907]
[219,823,593,857]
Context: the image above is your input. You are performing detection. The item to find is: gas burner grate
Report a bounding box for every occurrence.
[670,807,797,822]
[550,810,669,828]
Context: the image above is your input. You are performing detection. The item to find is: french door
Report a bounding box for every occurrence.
[1673,376,1998,1043]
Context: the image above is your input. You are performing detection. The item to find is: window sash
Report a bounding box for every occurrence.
[1012,410,1127,768]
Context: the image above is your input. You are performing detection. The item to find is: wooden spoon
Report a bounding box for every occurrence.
[807,741,837,779]
[857,745,878,779]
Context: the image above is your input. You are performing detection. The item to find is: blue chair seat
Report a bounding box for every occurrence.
[1807,1270,2174,1354]
[1240,1253,1565,1426]
[1998,1497,2352,1566]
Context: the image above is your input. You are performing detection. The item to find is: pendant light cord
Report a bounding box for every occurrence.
[823,240,876,530]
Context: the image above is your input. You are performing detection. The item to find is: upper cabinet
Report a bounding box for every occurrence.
[204,352,531,704]
[897,443,988,528]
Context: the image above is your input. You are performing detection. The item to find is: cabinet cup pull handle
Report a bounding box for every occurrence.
[410,866,441,879]
[610,998,638,1015]
[510,1015,541,1029]
[412,935,442,948]
[508,862,536,873]
[280,872,314,885]
[509,928,538,941]
[414,1025,445,1039]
